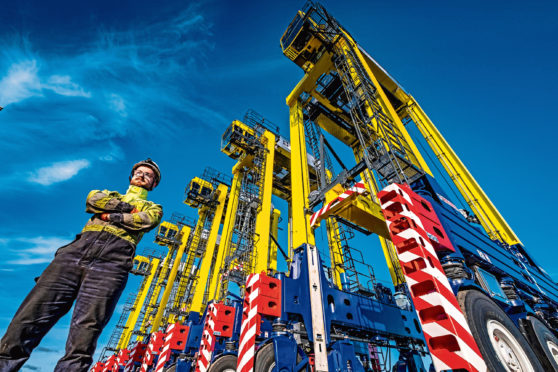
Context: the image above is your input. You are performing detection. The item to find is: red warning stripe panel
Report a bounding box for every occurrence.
[310,182,367,227]
[101,355,118,372]
[90,362,104,372]
[379,183,486,372]
[139,331,166,372]
[195,304,219,372]
[154,322,190,372]
[116,348,130,366]
[237,272,283,372]
[123,342,147,372]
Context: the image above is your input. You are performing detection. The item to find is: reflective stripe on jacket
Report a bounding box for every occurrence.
[82,185,163,245]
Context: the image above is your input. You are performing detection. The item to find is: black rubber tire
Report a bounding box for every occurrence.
[458,290,544,371]
[254,343,276,372]
[526,316,558,371]
[207,354,238,372]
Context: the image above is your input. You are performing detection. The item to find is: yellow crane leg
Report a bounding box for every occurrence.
[325,218,345,289]
[168,208,208,323]
[150,225,191,333]
[405,98,520,246]
[188,184,228,314]
[269,208,281,272]
[289,100,316,247]
[208,170,242,302]
[116,257,160,349]
[137,248,174,336]
[252,131,276,274]
[337,36,432,176]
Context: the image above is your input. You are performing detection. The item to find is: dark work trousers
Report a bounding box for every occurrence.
[0,230,135,372]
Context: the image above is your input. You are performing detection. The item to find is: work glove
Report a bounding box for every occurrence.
[100,213,124,223]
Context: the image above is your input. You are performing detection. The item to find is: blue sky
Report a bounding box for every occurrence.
[1,0,557,369]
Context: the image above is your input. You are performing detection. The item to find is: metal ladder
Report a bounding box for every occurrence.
[333,43,423,187]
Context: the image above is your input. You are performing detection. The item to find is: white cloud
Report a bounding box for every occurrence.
[27,159,91,186]
[5,236,72,265]
[0,61,91,106]
[108,93,127,117]
[0,60,41,106]
[44,75,91,97]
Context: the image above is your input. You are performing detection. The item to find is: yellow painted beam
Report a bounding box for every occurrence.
[168,208,207,323]
[269,208,281,272]
[325,218,344,289]
[150,225,191,333]
[138,248,174,335]
[252,131,276,274]
[208,171,242,302]
[405,98,521,245]
[289,100,316,248]
[117,257,160,349]
[189,184,228,313]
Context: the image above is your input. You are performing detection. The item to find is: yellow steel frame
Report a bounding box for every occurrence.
[137,248,174,339]
[150,224,191,332]
[208,170,242,302]
[117,256,160,349]
[168,208,208,323]
[269,208,281,272]
[289,100,316,248]
[325,217,344,289]
[404,97,520,245]
[188,184,228,313]
[252,131,276,274]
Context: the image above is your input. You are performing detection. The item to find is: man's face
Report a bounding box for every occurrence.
[131,165,156,189]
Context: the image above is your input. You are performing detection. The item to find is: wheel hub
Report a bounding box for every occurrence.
[547,340,558,364]
[487,320,532,372]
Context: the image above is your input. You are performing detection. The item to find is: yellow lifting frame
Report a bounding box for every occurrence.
[116,257,160,349]
[252,131,276,274]
[404,97,521,245]
[188,184,228,314]
[352,149,406,286]
[208,170,242,302]
[289,100,316,248]
[150,224,191,333]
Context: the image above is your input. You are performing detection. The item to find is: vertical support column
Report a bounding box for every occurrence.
[189,184,228,314]
[289,100,316,248]
[150,225,192,333]
[138,249,174,334]
[269,208,281,272]
[325,217,345,289]
[169,208,208,323]
[306,245,329,372]
[118,258,160,348]
[252,131,276,274]
[208,170,242,301]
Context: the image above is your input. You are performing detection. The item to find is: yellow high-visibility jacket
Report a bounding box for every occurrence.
[82,185,163,245]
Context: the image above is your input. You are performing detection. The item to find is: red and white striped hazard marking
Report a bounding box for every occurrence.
[378,183,486,372]
[139,332,165,372]
[236,273,261,372]
[101,355,118,372]
[195,304,219,372]
[310,182,367,227]
[123,342,146,372]
[154,323,176,372]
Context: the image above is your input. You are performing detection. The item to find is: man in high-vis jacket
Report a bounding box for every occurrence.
[0,159,163,371]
